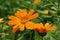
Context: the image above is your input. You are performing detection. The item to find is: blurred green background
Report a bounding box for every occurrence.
[0,0,60,40]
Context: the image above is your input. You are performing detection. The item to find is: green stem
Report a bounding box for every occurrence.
[34,31,44,40]
[29,31,34,40]
[12,33,15,40]
[41,36,43,40]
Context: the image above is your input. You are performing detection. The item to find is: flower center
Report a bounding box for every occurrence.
[40,28,46,33]
[21,17,28,24]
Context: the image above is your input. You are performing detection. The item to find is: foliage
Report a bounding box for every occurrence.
[0,0,60,40]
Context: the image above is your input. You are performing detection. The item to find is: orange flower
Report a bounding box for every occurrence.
[36,23,56,34]
[8,9,38,33]
[0,18,4,23]
[25,22,56,32]
[34,0,41,4]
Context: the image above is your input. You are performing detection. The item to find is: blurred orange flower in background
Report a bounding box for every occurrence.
[34,0,41,4]
[0,18,4,23]
[36,23,56,34]
[8,9,38,33]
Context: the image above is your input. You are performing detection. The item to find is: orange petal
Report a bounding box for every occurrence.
[44,23,52,31]
[27,9,34,17]
[20,9,27,18]
[48,26,56,31]
[15,11,22,19]
[27,13,38,21]
[12,25,19,33]
[25,21,37,30]
[19,23,25,31]
[8,16,20,21]
[8,20,16,26]
[8,20,20,26]
[8,16,21,26]
[45,23,51,27]
[38,23,43,28]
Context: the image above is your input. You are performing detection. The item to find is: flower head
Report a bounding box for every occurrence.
[36,23,56,34]
[25,22,56,36]
[34,0,41,4]
[0,18,4,23]
[8,9,38,33]
[44,10,49,14]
